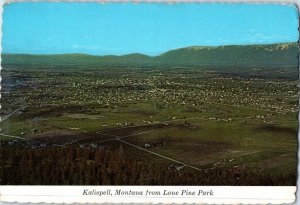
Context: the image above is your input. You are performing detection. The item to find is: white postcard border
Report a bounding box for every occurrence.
[0,186,297,204]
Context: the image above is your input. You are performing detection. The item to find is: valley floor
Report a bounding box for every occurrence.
[0,66,298,185]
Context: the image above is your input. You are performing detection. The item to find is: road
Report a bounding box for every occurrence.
[116,138,202,171]
[0,133,30,140]
[0,133,64,147]
[0,106,27,122]
[96,127,203,171]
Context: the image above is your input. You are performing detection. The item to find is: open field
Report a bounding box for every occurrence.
[0,66,298,184]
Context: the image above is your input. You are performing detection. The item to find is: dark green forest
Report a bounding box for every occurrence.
[0,147,296,185]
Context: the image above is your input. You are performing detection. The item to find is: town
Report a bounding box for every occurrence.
[0,65,298,185]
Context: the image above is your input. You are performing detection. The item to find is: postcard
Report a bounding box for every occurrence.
[0,1,299,204]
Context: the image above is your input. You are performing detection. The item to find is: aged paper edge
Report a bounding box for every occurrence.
[0,0,299,204]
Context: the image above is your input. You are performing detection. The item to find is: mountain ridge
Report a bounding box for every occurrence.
[2,42,298,68]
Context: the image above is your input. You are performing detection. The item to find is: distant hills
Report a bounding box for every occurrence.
[2,43,299,68]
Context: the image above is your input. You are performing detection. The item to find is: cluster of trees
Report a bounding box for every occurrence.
[0,147,296,185]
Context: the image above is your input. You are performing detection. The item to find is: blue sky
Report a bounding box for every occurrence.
[2,2,299,55]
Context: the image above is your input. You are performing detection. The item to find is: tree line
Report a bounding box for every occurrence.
[0,146,296,185]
